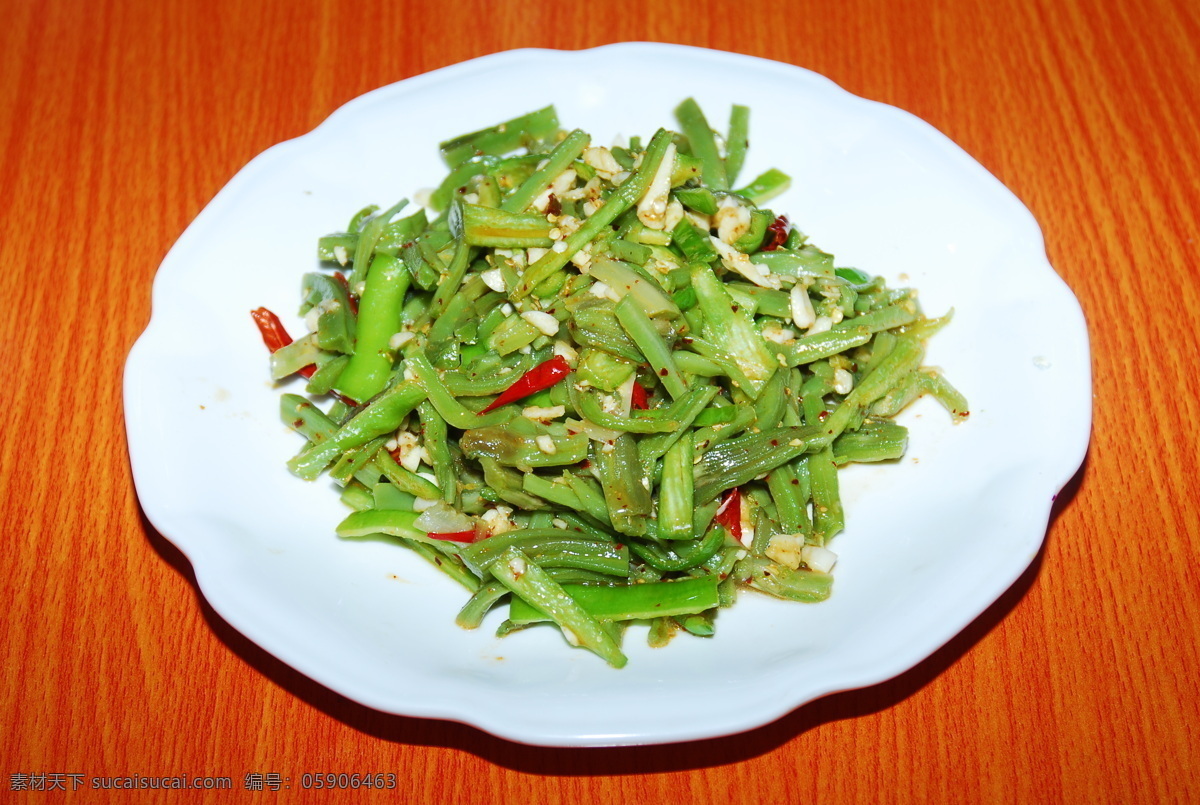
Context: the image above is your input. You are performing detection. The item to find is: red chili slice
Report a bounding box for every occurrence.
[762,215,790,252]
[251,307,356,405]
[427,530,481,543]
[251,307,316,379]
[714,488,742,541]
[630,381,649,410]
[480,355,572,414]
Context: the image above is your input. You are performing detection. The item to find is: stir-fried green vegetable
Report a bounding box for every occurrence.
[254,101,969,668]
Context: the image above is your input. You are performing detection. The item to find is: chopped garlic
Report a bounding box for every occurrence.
[532,168,578,213]
[806,315,833,336]
[684,209,711,231]
[801,544,838,573]
[790,283,816,329]
[521,310,560,336]
[553,339,579,366]
[714,195,752,244]
[583,146,622,178]
[526,247,549,264]
[765,533,806,570]
[388,330,414,350]
[635,142,677,230]
[508,554,527,576]
[663,198,684,233]
[500,302,514,316]
[393,430,424,472]
[762,322,795,344]
[332,245,349,266]
[480,505,516,536]
[569,244,592,270]
[523,405,566,422]
[832,368,855,395]
[535,435,558,455]
[589,281,622,303]
[480,268,507,293]
[710,236,782,289]
[551,240,568,253]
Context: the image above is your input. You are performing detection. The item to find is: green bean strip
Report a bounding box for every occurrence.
[329,435,388,486]
[371,449,443,501]
[733,168,791,205]
[427,275,488,348]
[288,381,427,480]
[334,253,411,403]
[776,330,873,368]
[508,575,720,624]
[808,447,844,544]
[690,264,777,397]
[657,432,695,540]
[455,581,511,629]
[594,434,653,537]
[349,199,407,287]
[502,128,590,212]
[439,106,559,167]
[734,555,833,602]
[300,272,356,354]
[340,482,374,511]
[833,421,909,465]
[627,522,728,572]
[455,203,553,249]
[724,104,750,186]
[832,304,918,336]
[281,394,337,445]
[489,547,627,668]
[426,230,474,321]
[675,98,727,191]
[405,351,515,429]
[919,369,970,419]
[569,384,680,433]
[614,294,688,399]
[270,333,323,379]
[767,460,809,535]
[400,539,481,592]
[512,128,673,299]
[563,471,614,527]
[694,425,827,504]
[823,335,924,438]
[520,473,584,511]
[416,401,457,505]
[467,536,630,578]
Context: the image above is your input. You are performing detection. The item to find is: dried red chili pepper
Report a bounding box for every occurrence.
[714,487,742,541]
[761,215,790,252]
[251,307,316,379]
[630,381,649,410]
[427,530,481,543]
[479,355,572,414]
[251,308,356,405]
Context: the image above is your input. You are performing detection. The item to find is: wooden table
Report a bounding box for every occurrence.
[3,0,1197,801]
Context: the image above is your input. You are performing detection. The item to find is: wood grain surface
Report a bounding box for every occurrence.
[3,0,1198,801]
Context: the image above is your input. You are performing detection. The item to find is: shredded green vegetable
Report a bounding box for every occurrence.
[258,100,969,668]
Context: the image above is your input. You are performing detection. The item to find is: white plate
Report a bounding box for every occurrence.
[124,43,1091,747]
